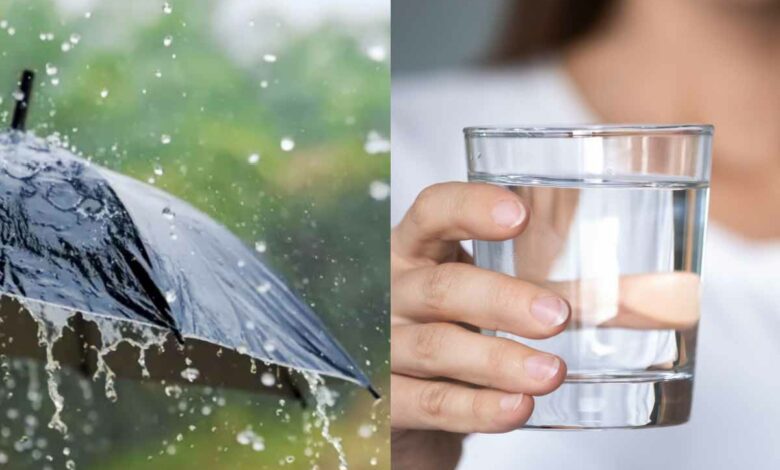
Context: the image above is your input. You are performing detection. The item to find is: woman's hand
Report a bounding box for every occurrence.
[391,182,571,470]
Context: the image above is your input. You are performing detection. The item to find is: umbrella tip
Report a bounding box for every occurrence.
[11,69,35,132]
[368,384,381,400]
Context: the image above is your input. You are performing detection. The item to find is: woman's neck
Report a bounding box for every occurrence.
[565,0,780,239]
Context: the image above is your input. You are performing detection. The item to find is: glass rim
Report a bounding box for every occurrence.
[463,124,714,138]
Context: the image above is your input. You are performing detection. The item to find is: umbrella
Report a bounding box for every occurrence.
[0,70,377,432]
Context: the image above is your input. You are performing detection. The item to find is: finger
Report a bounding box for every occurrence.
[392,323,565,395]
[393,182,528,262]
[391,374,534,433]
[393,262,570,338]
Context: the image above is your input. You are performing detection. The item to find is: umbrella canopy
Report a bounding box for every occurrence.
[0,71,375,406]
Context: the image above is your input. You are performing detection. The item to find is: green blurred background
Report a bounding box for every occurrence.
[0,0,389,468]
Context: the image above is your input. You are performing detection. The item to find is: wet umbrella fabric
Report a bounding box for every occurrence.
[0,130,372,394]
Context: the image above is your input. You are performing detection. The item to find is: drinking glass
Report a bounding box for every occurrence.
[465,125,713,429]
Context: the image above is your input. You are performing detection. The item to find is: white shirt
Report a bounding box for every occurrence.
[392,59,780,469]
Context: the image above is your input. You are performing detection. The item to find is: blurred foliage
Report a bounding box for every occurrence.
[0,0,389,468]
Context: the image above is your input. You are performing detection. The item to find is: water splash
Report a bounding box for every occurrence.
[27,302,72,435]
[301,371,348,470]
[21,299,168,434]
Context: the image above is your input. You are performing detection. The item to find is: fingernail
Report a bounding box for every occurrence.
[499,394,525,412]
[491,200,525,228]
[530,296,569,327]
[524,355,561,381]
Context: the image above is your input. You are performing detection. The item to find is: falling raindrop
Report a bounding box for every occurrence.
[50,78,60,86]
[280,137,295,152]
[45,63,58,76]
[369,181,390,201]
[160,134,171,144]
[260,80,269,88]
[366,45,386,62]
[153,164,164,176]
[358,423,374,438]
[61,42,71,52]
[163,35,173,47]
[65,460,75,470]
[247,153,260,164]
[69,33,81,44]
[7,28,15,36]
[99,89,109,99]
[12,90,24,101]
[254,240,267,253]
[162,2,173,14]
[262,54,277,63]
[364,131,390,154]
[155,69,163,78]
[261,372,276,387]
[180,367,200,382]
[164,290,177,303]
[164,384,182,398]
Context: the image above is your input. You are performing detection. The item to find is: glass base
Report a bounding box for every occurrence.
[524,373,693,430]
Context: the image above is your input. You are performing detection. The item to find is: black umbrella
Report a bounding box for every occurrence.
[0,70,376,432]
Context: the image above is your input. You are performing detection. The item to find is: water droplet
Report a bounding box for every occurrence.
[153,164,164,176]
[358,423,374,438]
[254,241,266,253]
[236,429,252,445]
[176,433,183,442]
[163,35,173,47]
[236,259,246,268]
[155,69,163,78]
[256,282,271,294]
[162,2,173,14]
[50,78,60,86]
[285,456,295,463]
[261,372,275,387]
[364,131,390,154]
[164,290,177,303]
[160,134,171,144]
[247,153,260,164]
[69,33,81,44]
[62,447,70,456]
[368,181,390,201]
[99,89,109,99]
[7,28,15,36]
[280,137,295,152]
[180,367,200,382]
[259,80,269,88]
[200,405,212,416]
[11,90,24,101]
[164,384,182,398]
[0,451,7,464]
[366,45,386,62]
[262,54,277,63]
[45,63,58,76]
[162,207,175,220]
[65,460,75,470]
[84,11,92,19]
[263,341,277,353]
[61,42,71,52]
[370,457,378,466]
